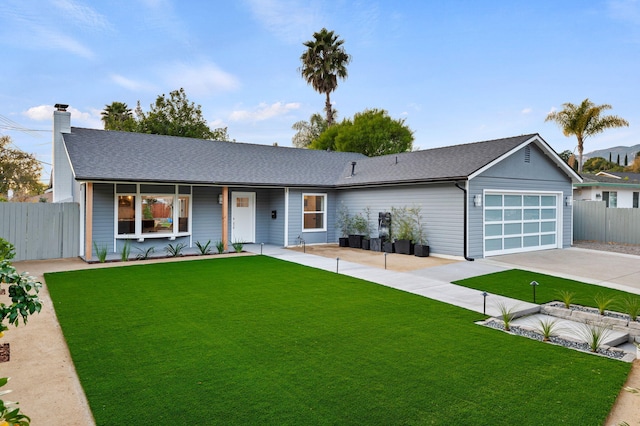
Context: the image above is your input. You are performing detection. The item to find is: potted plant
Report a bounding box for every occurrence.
[349,213,368,249]
[409,206,429,257]
[336,205,352,247]
[391,206,414,255]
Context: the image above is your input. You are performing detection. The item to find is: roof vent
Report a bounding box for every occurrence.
[524,146,531,163]
[350,161,357,176]
[54,103,69,112]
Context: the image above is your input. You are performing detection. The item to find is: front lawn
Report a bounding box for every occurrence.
[454,269,638,308]
[46,257,630,425]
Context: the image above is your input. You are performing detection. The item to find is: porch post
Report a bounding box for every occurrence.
[222,186,228,251]
[84,182,93,260]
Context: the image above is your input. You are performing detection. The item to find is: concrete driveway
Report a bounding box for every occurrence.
[484,247,640,294]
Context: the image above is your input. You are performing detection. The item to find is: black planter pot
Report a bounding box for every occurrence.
[348,234,363,249]
[370,238,384,252]
[361,239,370,250]
[383,241,395,253]
[395,239,414,255]
[414,244,430,257]
[339,237,349,247]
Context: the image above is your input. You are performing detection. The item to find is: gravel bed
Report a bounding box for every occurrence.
[483,320,627,360]
[573,240,640,256]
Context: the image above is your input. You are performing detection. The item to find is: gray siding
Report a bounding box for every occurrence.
[336,184,463,257]
[192,186,222,245]
[469,144,573,258]
[268,189,285,245]
[287,189,338,246]
[92,183,115,254]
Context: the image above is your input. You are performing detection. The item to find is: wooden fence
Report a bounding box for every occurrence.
[0,203,80,261]
[573,200,640,244]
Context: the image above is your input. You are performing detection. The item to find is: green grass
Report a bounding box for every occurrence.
[454,269,635,308]
[46,258,630,425]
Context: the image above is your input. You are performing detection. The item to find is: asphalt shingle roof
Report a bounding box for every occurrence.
[63,128,542,187]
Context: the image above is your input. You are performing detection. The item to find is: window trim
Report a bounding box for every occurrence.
[302,193,327,232]
[115,186,191,240]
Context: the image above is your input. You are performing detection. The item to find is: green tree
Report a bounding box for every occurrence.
[545,98,629,172]
[101,101,136,131]
[310,109,413,156]
[299,28,351,127]
[557,150,573,163]
[582,157,623,173]
[0,136,45,200]
[291,112,333,148]
[136,88,230,140]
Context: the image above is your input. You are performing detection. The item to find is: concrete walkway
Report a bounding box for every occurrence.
[246,244,539,318]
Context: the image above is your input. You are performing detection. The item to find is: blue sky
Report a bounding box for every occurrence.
[2,0,640,183]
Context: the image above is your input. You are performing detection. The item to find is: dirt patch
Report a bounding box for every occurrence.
[287,244,459,272]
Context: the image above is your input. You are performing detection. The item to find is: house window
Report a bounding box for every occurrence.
[303,194,326,231]
[603,191,617,208]
[634,192,639,208]
[116,190,190,236]
[117,195,136,234]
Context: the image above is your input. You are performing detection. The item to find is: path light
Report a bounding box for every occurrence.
[260,242,264,255]
[482,291,489,315]
[336,257,340,274]
[384,252,387,270]
[530,281,539,303]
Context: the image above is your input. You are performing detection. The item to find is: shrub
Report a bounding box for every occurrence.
[165,243,186,257]
[93,242,108,263]
[594,293,616,315]
[621,296,640,322]
[495,301,517,331]
[195,240,212,255]
[556,290,576,309]
[120,240,131,262]
[535,317,561,342]
[135,247,155,260]
[215,241,225,254]
[232,241,244,253]
[576,321,612,352]
[0,239,15,261]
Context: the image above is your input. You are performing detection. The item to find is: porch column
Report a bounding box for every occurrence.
[84,182,93,260]
[222,186,228,251]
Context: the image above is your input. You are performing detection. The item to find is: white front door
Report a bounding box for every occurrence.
[231,192,256,243]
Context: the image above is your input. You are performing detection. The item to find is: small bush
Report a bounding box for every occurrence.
[135,247,155,260]
[556,290,576,309]
[93,242,108,263]
[120,241,131,262]
[165,243,186,257]
[195,240,212,255]
[576,321,612,352]
[232,241,244,253]
[594,293,616,315]
[496,301,517,331]
[0,238,15,261]
[535,317,561,342]
[215,241,225,254]
[620,296,640,321]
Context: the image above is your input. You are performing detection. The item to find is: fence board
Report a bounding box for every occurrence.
[0,203,80,261]
[573,200,640,245]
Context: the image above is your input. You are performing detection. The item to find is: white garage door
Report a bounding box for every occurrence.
[484,192,560,256]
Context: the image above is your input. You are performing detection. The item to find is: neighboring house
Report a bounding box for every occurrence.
[52,104,581,261]
[574,172,640,208]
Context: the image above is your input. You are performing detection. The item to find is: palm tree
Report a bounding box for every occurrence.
[545,99,628,172]
[299,28,351,127]
[101,101,135,131]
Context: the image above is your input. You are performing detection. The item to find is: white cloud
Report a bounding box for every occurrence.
[110,74,157,92]
[44,29,95,59]
[23,104,102,128]
[521,108,532,114]
[52,0,112,30]
[243,0,321,43]
[229,102,301,122]
[163,62,241,96]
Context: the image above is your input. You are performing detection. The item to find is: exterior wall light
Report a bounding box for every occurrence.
[474,194,482,207]
[565,196,572,206]
[218,193,223,204]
